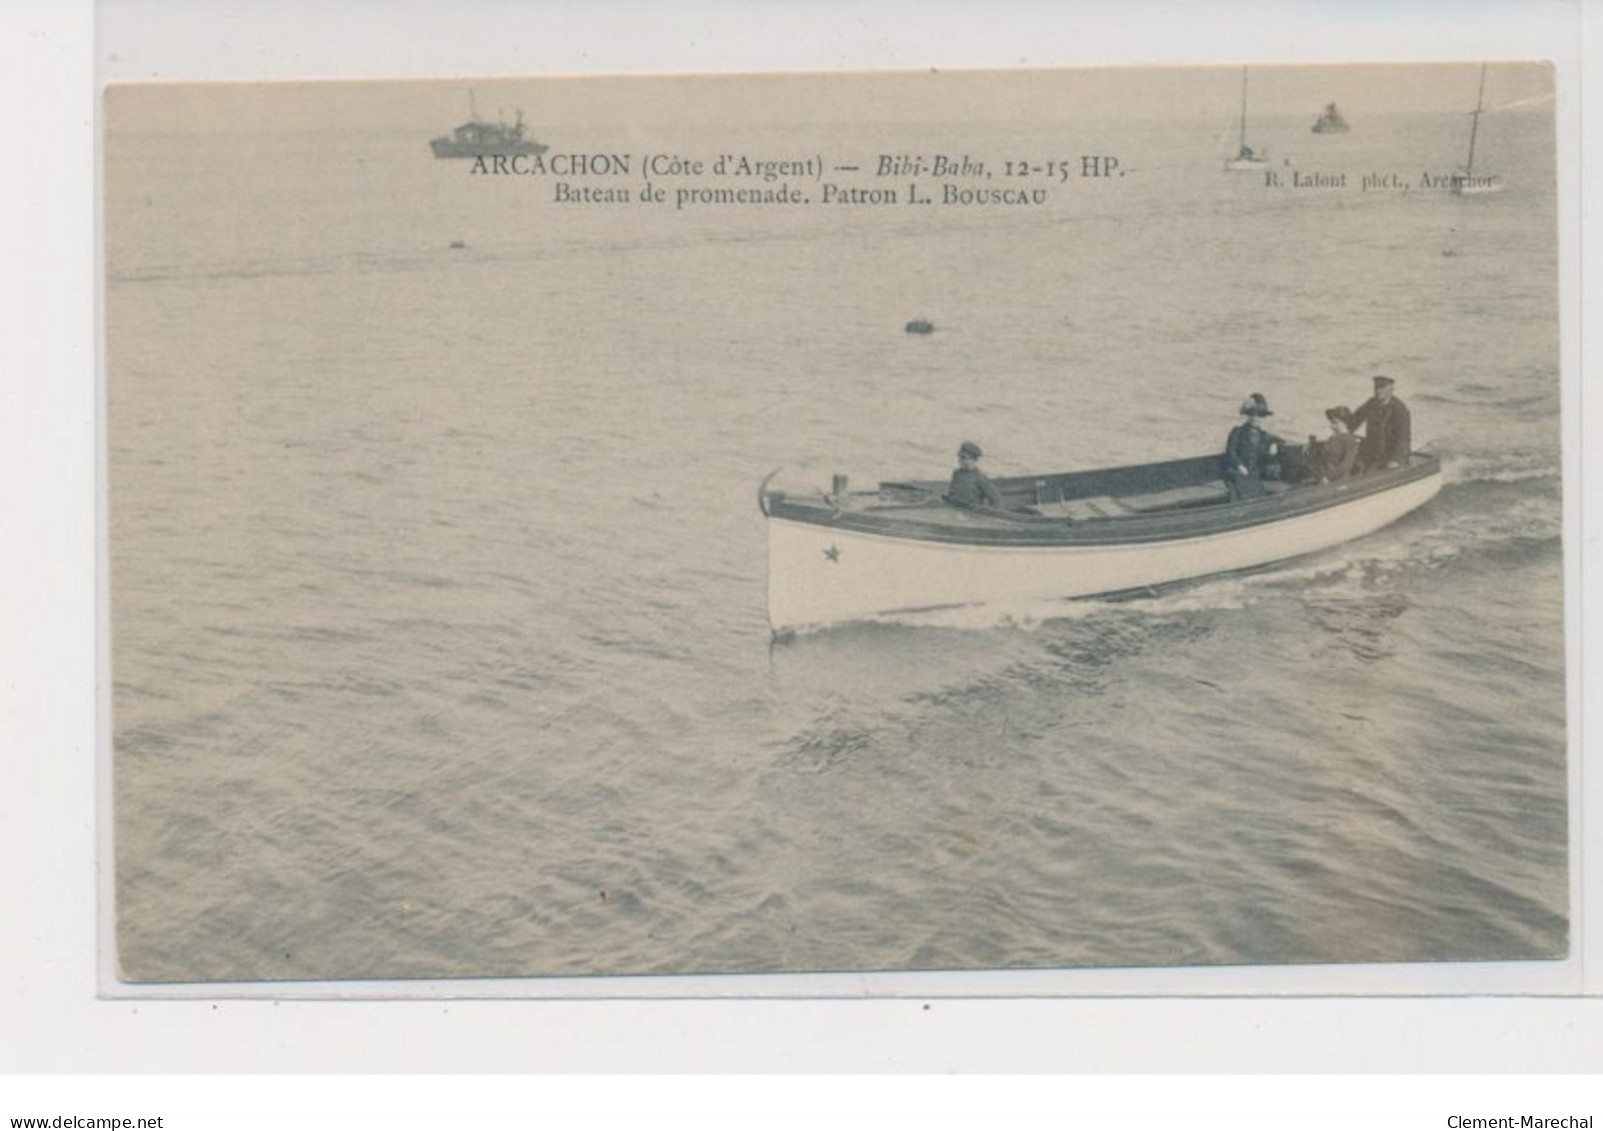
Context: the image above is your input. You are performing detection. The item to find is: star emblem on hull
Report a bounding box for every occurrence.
[823,545,841,563]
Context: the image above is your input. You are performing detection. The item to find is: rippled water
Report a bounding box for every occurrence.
[108,99,1565,981]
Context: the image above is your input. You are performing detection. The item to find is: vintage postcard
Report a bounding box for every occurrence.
[104,63,1567,987]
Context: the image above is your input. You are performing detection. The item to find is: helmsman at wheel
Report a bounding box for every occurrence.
[1350,374,1412,471]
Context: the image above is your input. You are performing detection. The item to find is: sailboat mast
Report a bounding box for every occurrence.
[1239,68,1249,151]
[1466,64,1486,175]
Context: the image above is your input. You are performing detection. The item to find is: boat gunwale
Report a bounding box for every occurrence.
[763,453,1441,548]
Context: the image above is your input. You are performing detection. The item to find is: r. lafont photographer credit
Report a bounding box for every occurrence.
[104,63,1565,985]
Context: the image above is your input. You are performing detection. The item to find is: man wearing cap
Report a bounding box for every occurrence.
[946,441,1006,509]
[1222,393,1285,498]
[1350,375,1412,472]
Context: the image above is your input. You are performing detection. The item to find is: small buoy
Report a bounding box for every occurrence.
[905,319,934,334]
[449,240,467,250]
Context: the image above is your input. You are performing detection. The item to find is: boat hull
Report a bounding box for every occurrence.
[764,466,1441,632]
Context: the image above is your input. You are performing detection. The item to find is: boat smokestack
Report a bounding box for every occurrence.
[832,474,849,497]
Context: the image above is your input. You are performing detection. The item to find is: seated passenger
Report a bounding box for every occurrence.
[946,440,1006,509]
[1222,393,1284,498]
[1316,406,1359,482]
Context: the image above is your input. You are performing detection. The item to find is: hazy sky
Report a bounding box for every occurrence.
[106,62,1555,135]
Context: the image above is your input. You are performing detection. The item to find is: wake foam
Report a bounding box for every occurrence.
[1439,451,1561,486]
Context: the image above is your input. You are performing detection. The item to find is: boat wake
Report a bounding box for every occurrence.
[1439,450,1561,486]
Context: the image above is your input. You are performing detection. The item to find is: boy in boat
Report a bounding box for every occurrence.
[1222,393,1286,498]
[946,440,1006,509]
[1350,375,1412,472]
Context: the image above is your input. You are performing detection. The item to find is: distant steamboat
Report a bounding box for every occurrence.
[430,91,548,159]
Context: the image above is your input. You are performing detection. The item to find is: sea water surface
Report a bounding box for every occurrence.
[107,108,1566,981]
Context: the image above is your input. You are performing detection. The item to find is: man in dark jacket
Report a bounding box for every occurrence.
[946,440,1006,509]
[1350,375,1412,471]
[1222,393,1284,498]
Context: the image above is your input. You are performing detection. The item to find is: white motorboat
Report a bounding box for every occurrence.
[759,452,1442,634]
